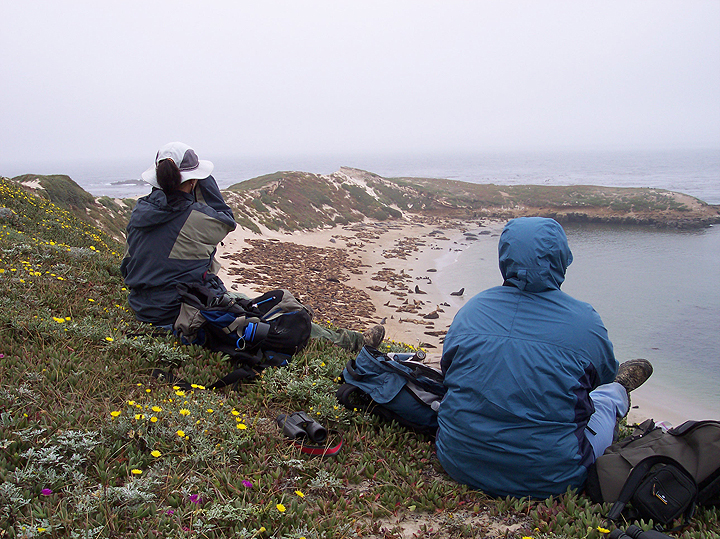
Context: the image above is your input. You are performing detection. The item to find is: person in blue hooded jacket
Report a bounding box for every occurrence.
[436,217,653,498]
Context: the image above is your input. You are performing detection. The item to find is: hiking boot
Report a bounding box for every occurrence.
[362,324,385,349]
[615,358,653,393]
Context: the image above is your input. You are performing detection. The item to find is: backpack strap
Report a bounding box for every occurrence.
[151,364,259,392]
[291,437,343,457]
[223,315,248,334]
[208,365,261,389]
[149,349,288,393]
[607,455,697,523]
[698,467,720,506]
[151,368,193,391]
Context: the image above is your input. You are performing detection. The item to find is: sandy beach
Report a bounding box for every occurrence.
[217,215,488,352]
[216,216,706,427]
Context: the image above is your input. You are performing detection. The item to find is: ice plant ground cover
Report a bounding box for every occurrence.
[0,177,718,538]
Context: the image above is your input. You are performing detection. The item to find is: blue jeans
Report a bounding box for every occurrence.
[585,382,629,460]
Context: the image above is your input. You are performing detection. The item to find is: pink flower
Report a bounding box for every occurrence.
[242,480,253,488]
[41,488,53,496]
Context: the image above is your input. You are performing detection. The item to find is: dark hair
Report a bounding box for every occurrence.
[156,159,183,192]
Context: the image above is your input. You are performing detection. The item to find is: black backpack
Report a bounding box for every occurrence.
[336,346,446,436]
[174,282,313,382]
[586,419,720,529]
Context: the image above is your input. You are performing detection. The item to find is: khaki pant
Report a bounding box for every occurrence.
[310,324,364,353]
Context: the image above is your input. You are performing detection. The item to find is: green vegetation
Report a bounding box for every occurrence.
[10,174,133,240]
[0,177,717,537]
[225,170,717,233]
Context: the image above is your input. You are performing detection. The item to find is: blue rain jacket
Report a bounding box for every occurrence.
[121,176,236,325]
[436,217,617,498]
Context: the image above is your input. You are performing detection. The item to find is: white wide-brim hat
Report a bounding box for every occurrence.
[141,141,214,188]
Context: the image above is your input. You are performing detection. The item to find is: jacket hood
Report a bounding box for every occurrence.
[129,189,194,229]
[498,217,573,292]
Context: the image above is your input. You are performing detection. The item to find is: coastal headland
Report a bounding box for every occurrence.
[222,166,720,232]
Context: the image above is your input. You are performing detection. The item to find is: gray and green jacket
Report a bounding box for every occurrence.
[121,176,236,325]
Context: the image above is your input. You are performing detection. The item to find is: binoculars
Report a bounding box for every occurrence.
[609,525,673,539]
[277,412,327,444]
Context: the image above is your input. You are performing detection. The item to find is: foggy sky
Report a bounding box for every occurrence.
[1,1,719,171]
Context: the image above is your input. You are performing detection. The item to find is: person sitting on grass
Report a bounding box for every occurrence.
[435,217,653,498]
[120,141,384,352]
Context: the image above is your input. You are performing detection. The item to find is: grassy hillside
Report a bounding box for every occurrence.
[225,168,720,233]
[10,174,134,240]
[0,177,718,537]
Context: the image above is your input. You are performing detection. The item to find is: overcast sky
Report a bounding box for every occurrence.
[1,1,719,172]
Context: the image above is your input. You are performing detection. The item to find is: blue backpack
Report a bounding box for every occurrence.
[336,346,446,436]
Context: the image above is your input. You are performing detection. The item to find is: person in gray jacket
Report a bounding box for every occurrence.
[121,141,236,326]
[121,142,384,351]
